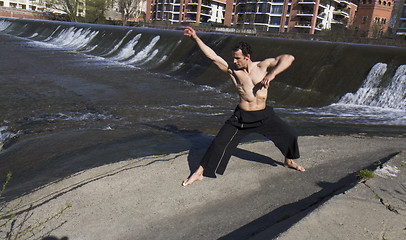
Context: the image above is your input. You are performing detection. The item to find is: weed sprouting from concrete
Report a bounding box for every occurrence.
[357,169,375,182]
[1,172,71,239]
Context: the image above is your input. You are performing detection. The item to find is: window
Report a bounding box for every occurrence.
[270,16,281,25]
[271,5,283,14]
[362,16,368,24]
[246,3,255,12]
[255,14,268,24]
[375,17,380,23]
[258,3,267,13]
[399,20,406,28]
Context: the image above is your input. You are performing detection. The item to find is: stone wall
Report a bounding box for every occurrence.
[0,7,49,20]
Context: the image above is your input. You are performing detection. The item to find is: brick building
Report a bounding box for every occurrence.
[232,0,357,34]
[145,0,234,25]
[146,0,358,34]
[353,0,395,37]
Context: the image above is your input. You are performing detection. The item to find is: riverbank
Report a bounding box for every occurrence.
[1,135,405,239]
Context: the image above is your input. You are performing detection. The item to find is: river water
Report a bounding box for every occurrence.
[0,18,405,197]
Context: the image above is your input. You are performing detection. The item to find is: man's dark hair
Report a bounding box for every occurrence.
[232,41,253,57]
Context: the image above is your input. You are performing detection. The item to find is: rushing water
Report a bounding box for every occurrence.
[0,17,405,197]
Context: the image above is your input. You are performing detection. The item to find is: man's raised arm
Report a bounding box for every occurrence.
[260,54,295,88]
[184,27,229,73]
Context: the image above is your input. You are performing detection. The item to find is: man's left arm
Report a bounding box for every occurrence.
[260,54,295,88]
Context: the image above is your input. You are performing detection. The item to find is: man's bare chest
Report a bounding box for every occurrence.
[235,68,266,86]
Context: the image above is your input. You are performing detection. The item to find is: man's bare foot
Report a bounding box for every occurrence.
[182,166,204,186]
[284,158,306,172]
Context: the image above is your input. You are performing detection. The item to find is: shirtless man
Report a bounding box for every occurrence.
[182,27,305,186]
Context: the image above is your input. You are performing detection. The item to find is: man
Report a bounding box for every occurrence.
[182,27,305,186]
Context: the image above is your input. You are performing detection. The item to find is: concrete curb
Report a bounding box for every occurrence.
[270,151,406,240]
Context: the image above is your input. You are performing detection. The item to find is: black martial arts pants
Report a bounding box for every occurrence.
[200,106,300,177]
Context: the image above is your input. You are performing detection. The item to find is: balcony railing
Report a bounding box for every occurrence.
[297,10,314,15]
[298,0,316,4]
[295,22,312,28]
[333,10,349,18]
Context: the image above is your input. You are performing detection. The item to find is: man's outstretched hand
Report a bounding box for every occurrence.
[184,26,197,40]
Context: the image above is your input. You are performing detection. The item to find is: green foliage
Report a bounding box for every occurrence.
[118,0,142,26]
[85,0,111,24]
[45,0,85,22]
[1,173,71,239]
[357,169,375,182]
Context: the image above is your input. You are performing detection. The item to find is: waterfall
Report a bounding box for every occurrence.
[338,63,406,110]
[374,65,406,110]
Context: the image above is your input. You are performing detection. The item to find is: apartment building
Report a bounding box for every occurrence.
[1,0,74,17]
[396,0,406,34]
[232,0,357,34]
[145,0,234,25]
[288,0,357,34]
[146,0,357,34]
[0,0,43,10]
[232,0,291,32]
[389,0,406,35]
[353,0,395,37]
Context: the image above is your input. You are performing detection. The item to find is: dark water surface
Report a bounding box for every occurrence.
[0,18,405,198]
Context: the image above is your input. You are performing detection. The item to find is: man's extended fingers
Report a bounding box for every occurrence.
[261,79,270,88]
[184,27,194,37]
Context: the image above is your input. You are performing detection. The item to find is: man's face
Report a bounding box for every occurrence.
[232,49,250,69]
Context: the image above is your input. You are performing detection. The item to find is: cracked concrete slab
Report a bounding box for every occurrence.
[273,151,406,240]
[1,135,405,240]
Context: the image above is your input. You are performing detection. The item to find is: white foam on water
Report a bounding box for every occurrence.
[46,27,99,50]
[30,112,115,122]
[0,19,12,31]
[0,126,18,150]
[138,49,159,65]
[109,33,142,61]
[28,33,39,38]
[43,25,61,41]
[289,63,406,126]
[102,30,133,57]
[279,103,406,126]
[339,63,387,106]
[125,35,160,64]
[373,65,406,110]
[339,63,406,110]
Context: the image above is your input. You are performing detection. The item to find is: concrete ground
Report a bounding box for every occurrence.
[0,135,405,240]
[262,151,406,240]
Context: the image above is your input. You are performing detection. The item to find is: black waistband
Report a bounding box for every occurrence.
[233,106,274,123]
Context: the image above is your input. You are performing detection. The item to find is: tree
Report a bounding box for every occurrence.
[46,0,85,22]
[371,22,384,39]
[117,0,141,26]
[85,0,111,23]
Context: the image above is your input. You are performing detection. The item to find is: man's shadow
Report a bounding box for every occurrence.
[143,124,283,177]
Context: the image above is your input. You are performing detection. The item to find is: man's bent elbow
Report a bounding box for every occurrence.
[284,54,295,63]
